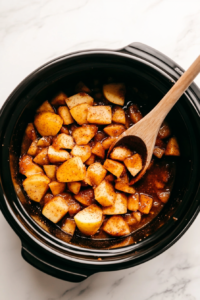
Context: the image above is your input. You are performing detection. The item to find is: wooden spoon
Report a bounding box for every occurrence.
[108,55,200,184]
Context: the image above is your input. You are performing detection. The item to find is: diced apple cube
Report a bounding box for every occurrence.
[71,145,91,162]
[115,182,136,194]
[57,157,86,182]
[154,180,165,189]
[92,142,105,159]
[110,146,132,161]
[87,106,112,125]
[72,125,98,145]
[157,190,170,203]
[37,137,52,147]
[57,106,74,125]
[158,121,171,139]
[127,193,139,211]
[61,218,76,236]
[165,137,180,156]
[42,196,69,223]
[74,204,103,236]
[67,181,81,194]
[133,211,141,222]
[112,106,126,124]
[52,133,74,150]
[103,124,126,137]
[70,103,91,125]
[153,147,165,158]
[103,215,130,236]
[124,213,137,225]
[25,123,37,141]
[27,140,38,156]
[43,165,57,181]
[23,174,50,202]
[94,131,107,143]
[48,146,71,163]
[85,153,96,165]
[37,100,54,113]
[85,162,107,186]
[49,181,66,195]
[94,180,115,206]
[129,104,143,123]
[19,155,43,177]
[60,126,70,135]
[103,159,125,178]
[103,83,126,106]
[139,194,153,214]
[51,92,68,106]
[124,154,143,177]
[74,188,94,206]
[34,112,63,136]
[102,193,127,215]
[33,148,49,165]
[102,137,117,150]
[66,92,94,109]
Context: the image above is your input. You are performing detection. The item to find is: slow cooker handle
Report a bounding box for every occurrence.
[21,242,96,282]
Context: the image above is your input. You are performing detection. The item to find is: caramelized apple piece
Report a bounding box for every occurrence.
[67,181,81,194]
[94,180,116,207]
[103,124,126,137]
[27,140,38,156]
[153,147,165,159]
[105,174,115,182]
[85,153,96,165]
[103,215,130,236]
[34,112,63,136]
[72,125,98,145]
[57,157,86,182]
[102,193,127,215]
[66,92,94,109]
[110,146,132,161]
[112,106,126,124]
[103,83,126,106]
[52,133,74,150]
[165,137,180,156]
[103,159,125,178]
[61,218,76,236]
[139,194,153,214]
[48,146,71,163]
[33,148,50,165]
[49,181,66,195]
[19,155,43,177]
[42,196,69,223]
[102,137,117,150]
[57,106,74,125]
[70,103,91,125]
[129,104,143,124]
[51,92,68,106]
[85,162,107,186]
[37,137,52,147]
[43,165,57,181]
[71,145,91,162]
[23,174,50,202]
[92,142,105,159]
[124,154,143,177]
[74,188,94,206]
[127,193,139,211]
[158,121,171,139]
[37,100,54,113]
[157,190,170,203]
[87,106,112,125]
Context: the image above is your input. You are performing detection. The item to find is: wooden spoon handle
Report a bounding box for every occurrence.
[148,55,200,123]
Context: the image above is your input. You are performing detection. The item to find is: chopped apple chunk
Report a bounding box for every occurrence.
[57,106,74,125]
[74,188,94,206]
[67,181,81,194]
[85,162,107,186]
[43,165,57,181]
[66,92,94,109]
[102,137,117,150]
[110,146,132,161]
[105,174,115,182]
[103,215,130,236]
[37,137,52,147]
[133,211,141,222]
[60,126,70,135]
[129,104,143,123]
[48,146,71,163]
[61,218,76,236]
[19,155,43,177]
[112,106,126,124]
[127,193,139,211]
[124,214,137,225]
[92,142,105,159]
[33,148,49,165]
[157,190,170,203]
[23,174,50,202]
[85,153,96,165]
[70,103,90,125]
[103,124,126,137]
[25,123,37,141]
[34,112,63,136]
[165,137,180,156]
[71,145,91,162]
[115,181,135,194]
[42,196,69,223]
[139,194,153,214]
[154,180,165,189]
[37,100,54,113]
[57,157,86,182]
[103,83,126,106]
[102,193,127,215]
[153,147,165,158]
[74,204,103,236]
[87,106,112,125]
[158,121,171,139]
[51,92,68,106]
[27,140,38,156]
[72,125,98,145]
[94,180,116,206]
[103,159,125,178]
[49,181,66,195]
[124,154,143,177]
[52,133,74,150]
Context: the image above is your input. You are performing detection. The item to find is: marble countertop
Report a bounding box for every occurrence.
[1,0,200,299]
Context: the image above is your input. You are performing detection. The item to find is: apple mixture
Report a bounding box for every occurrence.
[19,81,180,238]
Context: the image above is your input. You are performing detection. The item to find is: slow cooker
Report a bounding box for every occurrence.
[0,42,200,282]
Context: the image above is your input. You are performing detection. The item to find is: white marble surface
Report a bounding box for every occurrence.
[1,0,200,299]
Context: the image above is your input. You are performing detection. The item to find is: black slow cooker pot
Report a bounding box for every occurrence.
[0,42,200,282]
